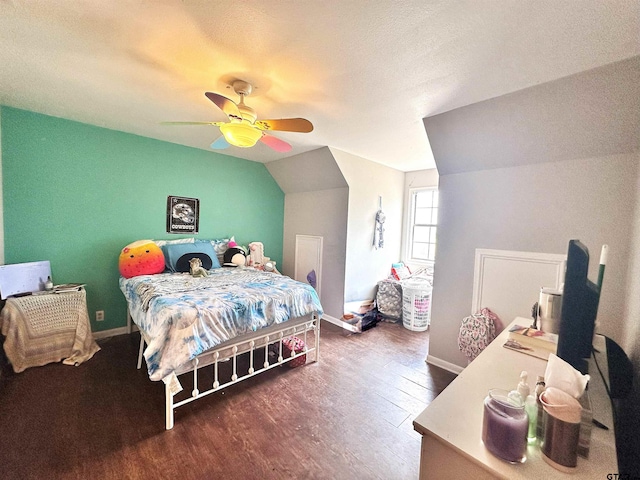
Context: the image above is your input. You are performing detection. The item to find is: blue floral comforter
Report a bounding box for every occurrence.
[119,268,323,381]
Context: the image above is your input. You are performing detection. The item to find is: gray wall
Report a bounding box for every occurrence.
[616,152,640,474]
[266,147,349,320]
[429,154,638,367]
[623,153,640,354]
[426,56,640,176]
[331,148,405,302]
[265,147,348,194]
[404,168,439,192]
[425,57,640,369]
[268,146,406,315]
[282,188,348,319]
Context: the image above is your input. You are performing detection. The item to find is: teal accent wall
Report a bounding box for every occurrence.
[1,107,284,331]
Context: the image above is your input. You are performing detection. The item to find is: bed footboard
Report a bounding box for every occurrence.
[163,312,320,430]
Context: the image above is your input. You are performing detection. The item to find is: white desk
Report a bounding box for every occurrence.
[413,318,617,479]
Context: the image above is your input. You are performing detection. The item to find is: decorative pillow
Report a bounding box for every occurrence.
[209,237,230,253]
[205,237,230,265]
[194,239,222,270]
[162,240,220,273]
[119,240,166,278]
[209,237,229,248]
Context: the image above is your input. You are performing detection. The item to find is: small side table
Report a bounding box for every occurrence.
[0,288,100,372]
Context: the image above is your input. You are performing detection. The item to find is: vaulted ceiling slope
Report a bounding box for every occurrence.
[426,56,640,175]
[266,147,348,194]
[1,1,638,172]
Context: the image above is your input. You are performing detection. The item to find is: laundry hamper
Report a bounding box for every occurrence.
[402,281,432,331]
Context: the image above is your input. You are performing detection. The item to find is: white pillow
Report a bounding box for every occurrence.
[154,238,196,247]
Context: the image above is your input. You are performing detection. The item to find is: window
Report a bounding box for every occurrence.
[407,188,438,263]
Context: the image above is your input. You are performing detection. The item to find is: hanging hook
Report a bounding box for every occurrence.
[378,195,382,209]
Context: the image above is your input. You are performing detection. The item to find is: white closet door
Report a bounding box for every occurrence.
[294,235,323,297]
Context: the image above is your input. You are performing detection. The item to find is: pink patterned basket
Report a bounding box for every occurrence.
[282,336,306,368]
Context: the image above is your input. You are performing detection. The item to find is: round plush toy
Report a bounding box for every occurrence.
[119,240,165,278]
[223,240,247,267]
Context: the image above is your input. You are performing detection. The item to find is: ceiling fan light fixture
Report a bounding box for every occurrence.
[166,83,312,152]
[220,121,263,148]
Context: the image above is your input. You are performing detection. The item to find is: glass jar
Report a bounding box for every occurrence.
[482,388,528,463]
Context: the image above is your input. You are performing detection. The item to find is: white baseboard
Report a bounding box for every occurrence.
[93,326,132,340]
[426,354,465,375]
[321,314,343,327]
[321,314,360,333]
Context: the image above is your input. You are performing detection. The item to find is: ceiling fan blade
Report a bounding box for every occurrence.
[260,133,292,153]
[210,135,231,150]
[205,92,242,122]
[161,121,224,126]
[255,118,313,133]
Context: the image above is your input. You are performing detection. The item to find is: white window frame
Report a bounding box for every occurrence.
[403,187,438,266]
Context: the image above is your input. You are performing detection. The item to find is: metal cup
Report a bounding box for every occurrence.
[538,287,562,334]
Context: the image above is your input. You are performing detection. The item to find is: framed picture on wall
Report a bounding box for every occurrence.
[166,196,199,234]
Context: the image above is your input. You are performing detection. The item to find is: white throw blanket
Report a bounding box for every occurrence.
[0,289,100,372]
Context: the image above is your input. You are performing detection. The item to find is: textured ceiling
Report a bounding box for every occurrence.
[1,1,638,172]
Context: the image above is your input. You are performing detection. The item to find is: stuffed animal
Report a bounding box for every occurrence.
[189,257,208,277]
[247,241,264,266]
[223,240,247,267]
[119,240,165,278]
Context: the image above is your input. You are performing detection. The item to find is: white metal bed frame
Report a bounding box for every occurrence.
[134,312,321,430]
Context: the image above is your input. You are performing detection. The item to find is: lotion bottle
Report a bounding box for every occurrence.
[525,394,538,444]
[517,371,530,401]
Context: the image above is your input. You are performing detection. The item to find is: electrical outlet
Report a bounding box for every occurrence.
[96,310,104,321]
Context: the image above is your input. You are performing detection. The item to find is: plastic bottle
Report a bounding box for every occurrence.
[517,371,530,402]
[45,276,54,291]
[525,394,538,444]
[507,370,530,407]
[535,375,546,442]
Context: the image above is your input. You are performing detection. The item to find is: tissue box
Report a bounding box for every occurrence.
[577,391,593,458]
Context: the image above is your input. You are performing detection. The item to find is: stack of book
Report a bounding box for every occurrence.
[503,324,558,360]
[53,283,85,293]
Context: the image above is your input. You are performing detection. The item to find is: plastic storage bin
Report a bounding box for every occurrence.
[402,281,432,331]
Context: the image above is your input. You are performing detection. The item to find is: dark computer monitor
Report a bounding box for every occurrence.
[556,240,602,374]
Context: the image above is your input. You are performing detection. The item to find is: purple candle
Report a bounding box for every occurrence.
[482,389,528,463]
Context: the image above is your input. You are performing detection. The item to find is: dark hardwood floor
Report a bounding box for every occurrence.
[0,320,456,480]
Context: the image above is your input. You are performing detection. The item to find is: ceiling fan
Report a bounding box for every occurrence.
[163,80,313,152]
